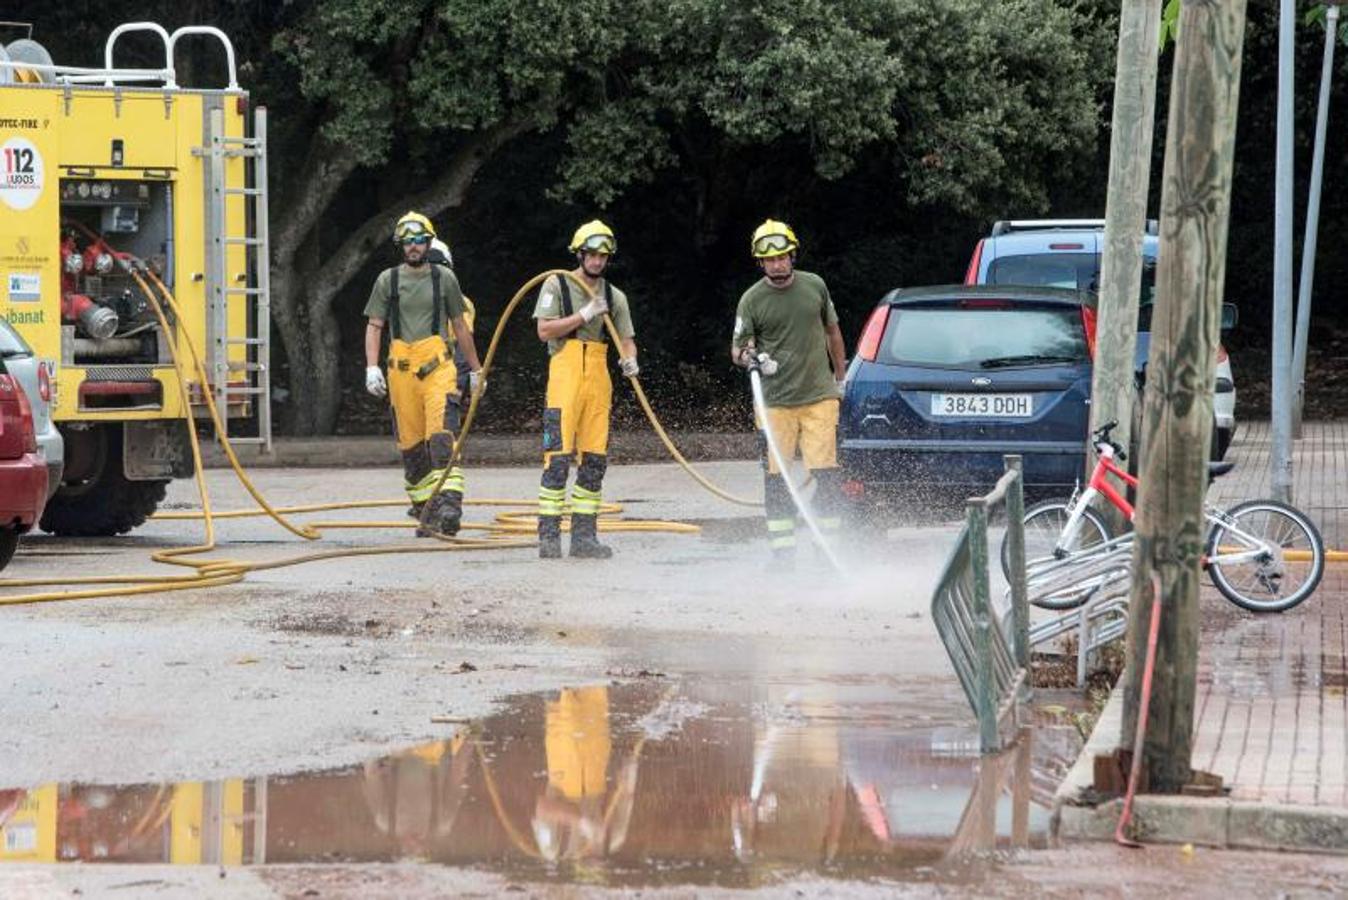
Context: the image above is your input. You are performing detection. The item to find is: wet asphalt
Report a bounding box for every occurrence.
[2,462,1343,894]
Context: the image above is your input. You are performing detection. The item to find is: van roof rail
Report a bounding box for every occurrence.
[990,218,1161,237]
[990,219,1106,236]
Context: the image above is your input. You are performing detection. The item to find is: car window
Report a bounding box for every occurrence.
[0,321,32,358]
[987,253,1098,291]
[989,252,1158,321]
[880,306,1088,369]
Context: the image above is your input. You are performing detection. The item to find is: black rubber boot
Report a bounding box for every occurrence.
[763,472,796,565]
[436,490,463,536]
[538,514,563,559]
[568,513,613,559]
[406,502,424,520]
[417,491,461,537]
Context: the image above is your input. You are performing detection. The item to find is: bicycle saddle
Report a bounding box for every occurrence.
[1208,460,1235,478]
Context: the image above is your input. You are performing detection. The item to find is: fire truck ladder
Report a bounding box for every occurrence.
[202,105,272,452]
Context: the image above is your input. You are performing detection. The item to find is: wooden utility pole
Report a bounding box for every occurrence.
[1122,0,1248,793]
[1089,0,1164,535]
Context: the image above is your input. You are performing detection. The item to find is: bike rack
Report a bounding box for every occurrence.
[1022,535,1135,687]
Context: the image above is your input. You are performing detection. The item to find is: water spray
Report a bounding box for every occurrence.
[747,361,845,574]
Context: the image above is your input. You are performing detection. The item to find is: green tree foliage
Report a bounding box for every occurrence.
[2,2,1165,434]
[255,0,1115,432]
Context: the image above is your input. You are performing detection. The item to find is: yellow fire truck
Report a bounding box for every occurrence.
[0,22,271,535]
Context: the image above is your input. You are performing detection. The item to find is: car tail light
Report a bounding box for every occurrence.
[1216,343,1228,364]
[1048,242,1085,250]
[963,239,984,285]
[0,374,38,458]
[38,361,52,403]
[855,304,891,362]
[957,299,1011,309]
[1081,307,1098,359]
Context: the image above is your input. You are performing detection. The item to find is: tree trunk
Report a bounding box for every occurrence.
[1089,0,1164,535]
[266,120,534,433]
[269,146,361,434]
[1123,0,1248,794]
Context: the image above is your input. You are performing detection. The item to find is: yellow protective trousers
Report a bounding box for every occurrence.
[543,340,612,460]
[388,335,465,504]
[757,398,843,549]
[539,340,612,520]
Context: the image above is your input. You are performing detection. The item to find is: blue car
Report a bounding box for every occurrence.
[839,284,1095,503]
[966,219,1236,458]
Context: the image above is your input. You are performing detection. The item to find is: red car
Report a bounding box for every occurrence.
[0,359,48,570]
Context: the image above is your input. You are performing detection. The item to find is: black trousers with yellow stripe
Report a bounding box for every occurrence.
[388,336,465,528]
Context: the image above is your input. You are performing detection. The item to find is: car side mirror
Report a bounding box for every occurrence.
[1221,303,1238,331]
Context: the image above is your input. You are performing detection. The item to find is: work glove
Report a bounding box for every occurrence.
[577,292,609,324]
[469,369,486,398]
[755,352,779,377]
[620,356,640,378]
[365,365,387,398]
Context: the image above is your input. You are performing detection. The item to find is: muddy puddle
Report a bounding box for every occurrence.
[0,680,1082,888]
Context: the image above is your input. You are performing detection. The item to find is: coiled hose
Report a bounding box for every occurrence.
[0,265,747,606]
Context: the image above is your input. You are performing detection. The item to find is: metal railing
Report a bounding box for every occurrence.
[0,22,240,90]
[931,455,1031,753]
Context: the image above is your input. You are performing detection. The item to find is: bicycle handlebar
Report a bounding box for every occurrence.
[1092,420,1127,461]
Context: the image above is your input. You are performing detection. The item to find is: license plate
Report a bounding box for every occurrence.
[930,393,1033,417]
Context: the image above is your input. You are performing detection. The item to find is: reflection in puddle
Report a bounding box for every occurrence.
[0,681,1077,887]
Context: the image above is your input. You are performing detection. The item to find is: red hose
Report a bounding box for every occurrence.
[1116,571,1163,847]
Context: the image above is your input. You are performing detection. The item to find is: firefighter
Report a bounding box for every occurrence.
[532,220,638,559]
[731,219,848,561]
[364,212,484,536]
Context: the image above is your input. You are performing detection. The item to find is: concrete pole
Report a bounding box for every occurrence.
[1270,0,1295,502]
[1292,3,1341,436]
[1123,0,1247,794]
[1089,0,1164,535]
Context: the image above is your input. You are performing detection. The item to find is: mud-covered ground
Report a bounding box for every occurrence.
[3,461,1341,896]
[0,462,962,785]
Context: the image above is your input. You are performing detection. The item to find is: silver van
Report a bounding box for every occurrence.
[0,320,64,496]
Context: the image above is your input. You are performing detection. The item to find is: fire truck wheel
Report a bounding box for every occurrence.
[40,427,169,537]
[0,528,17,570]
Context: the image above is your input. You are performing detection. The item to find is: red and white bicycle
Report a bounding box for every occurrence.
[1001,421,1325,613]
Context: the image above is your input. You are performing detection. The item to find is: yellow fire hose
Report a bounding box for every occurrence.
[0,265,741,606]
[407,269,761,529]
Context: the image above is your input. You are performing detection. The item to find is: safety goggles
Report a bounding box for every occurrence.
[578,234,616,255]
[753,233,795,256]
[400,234,432,246]
[394,221,431,242]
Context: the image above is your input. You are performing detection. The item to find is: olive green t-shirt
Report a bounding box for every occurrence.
[733,270,840,407]
[363,264,466,342]
[531,274,635,357]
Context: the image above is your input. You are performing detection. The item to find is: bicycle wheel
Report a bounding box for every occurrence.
[1000,500,1113,581]
[1206,499,1325,613]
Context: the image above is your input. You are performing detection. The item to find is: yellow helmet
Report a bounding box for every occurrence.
[751,219,799,258]
[393,211,436,244]
[568,219,617,255]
